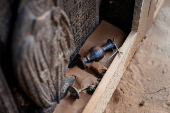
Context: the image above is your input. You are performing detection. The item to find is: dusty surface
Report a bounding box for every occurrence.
[105,1,170,113]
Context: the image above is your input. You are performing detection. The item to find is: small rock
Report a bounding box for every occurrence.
[139,100,145,107]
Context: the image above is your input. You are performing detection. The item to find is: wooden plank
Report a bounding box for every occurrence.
[82,0,158,112]
[153,0,165,19]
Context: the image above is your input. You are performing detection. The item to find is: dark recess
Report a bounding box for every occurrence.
[100,0,135,33]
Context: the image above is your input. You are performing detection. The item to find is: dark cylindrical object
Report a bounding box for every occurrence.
[86,84,98,94]
[78,39,116,69]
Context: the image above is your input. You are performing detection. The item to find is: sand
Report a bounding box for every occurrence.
[104,1,170,113]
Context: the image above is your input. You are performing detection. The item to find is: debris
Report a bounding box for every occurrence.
[91,62,107,77]
[139,100,145,107]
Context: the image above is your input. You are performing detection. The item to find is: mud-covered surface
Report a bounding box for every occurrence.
[104,1,170,113]
[53,20,126,113]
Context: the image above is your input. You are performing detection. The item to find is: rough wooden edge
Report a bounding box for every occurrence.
[153,0,165,19]
[82,0,158,112]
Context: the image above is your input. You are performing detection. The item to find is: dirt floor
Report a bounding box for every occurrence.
[104,1,170,113]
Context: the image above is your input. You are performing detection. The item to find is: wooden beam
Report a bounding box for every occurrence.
[153,0,165,19]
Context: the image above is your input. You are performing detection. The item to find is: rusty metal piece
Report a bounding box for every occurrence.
[86,84,98,94]
[69,84,98,99]
[68,86,88,99]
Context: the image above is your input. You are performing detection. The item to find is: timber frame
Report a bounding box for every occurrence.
[82,0,164,113]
